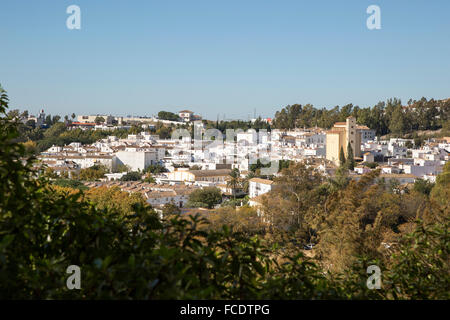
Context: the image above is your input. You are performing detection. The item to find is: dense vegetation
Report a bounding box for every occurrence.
[1,85,448,299]
[209,117,271,133]
[187,187,223,209]
[157,111,181,122]
[272,98,450,136]
[12,95,449,158]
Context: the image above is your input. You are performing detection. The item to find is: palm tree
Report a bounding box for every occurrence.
[227,168,242,201]
[242,171,256,194]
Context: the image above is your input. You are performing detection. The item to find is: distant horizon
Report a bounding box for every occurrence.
[8,93,450,122]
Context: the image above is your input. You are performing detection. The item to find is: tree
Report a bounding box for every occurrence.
[389,105,407,135]
[162,202,181,217]
[262,162,324,246]
[144,164,167,174]
[84,186,149,216]
[144,174,156,183]
[157,111,180,122]
[380,219,450,299]
[43,122,66,139]
[94,116,105,124]
[413,179,434,196]
[0,84,449,300]
[114,164,130,173]
[52,115,61,124]
[51,179,88,190]
[77,164,108,181]
[346,142,355,170]
[227,168,242,201]
[7,109,20,119]
[22,140,37,155]
[242,171,256,193]
[188,187,222,209]
[45,114,53,127]
[43,167,58,179]
[71,113,76,120]
[430,162,450,210]
[20,110,29,119]
[120,171,142,181]
[339,146,346,167]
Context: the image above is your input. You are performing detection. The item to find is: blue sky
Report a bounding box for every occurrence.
[1,0,449,120]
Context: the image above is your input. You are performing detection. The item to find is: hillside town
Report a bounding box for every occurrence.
[33,109,449,212]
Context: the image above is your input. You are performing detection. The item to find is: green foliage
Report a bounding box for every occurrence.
[143,174,156,183]
[249,159,270,172]
[346,143,355,170]
[188,187,222,209]
[364,162,379,169]
[227,168,242,200]
[212,118,270,132]
[413,179,434,196]
[272,98,449,136]
[430,161,450,210]
[144,164,167,174]
[339,146,346,167]
[161,203,181,217]
[380,219,450,299]
[120,171,142,181]
[77,164,108,181]
[51,179,88,190]
[157,111,180,122]
[94,116,105,124]
[114,164,130,173]
[0,85,448,300]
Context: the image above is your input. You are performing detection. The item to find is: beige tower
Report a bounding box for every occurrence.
[326,116,362,165]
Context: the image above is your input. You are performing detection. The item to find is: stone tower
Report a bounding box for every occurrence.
[345,116,360,158]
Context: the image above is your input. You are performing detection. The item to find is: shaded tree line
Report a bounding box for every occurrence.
[272,97,450,136]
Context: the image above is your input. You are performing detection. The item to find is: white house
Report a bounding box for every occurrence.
[248,178,275,198]
[178,110,194,122]
[115,150,158,171]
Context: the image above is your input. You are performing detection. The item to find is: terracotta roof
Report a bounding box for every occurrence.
[189,169,231,177]
[379,173,417,178]
[249,178,274,185]
[327,130,343,134]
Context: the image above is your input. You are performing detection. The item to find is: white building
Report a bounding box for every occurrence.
[358,126,376,143]
[178,110,194,122]
[248,178,275,198]
[115,150,158,171]
[237,130,258,146]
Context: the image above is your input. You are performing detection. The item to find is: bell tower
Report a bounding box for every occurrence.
[345,117,357,158]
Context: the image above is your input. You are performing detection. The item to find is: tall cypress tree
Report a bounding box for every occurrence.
[339,146,346,167]
[346,142,355,170]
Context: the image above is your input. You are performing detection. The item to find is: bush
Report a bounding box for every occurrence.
[51,179,88,190]
[120,171,142,181]
[187,187,222,209]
